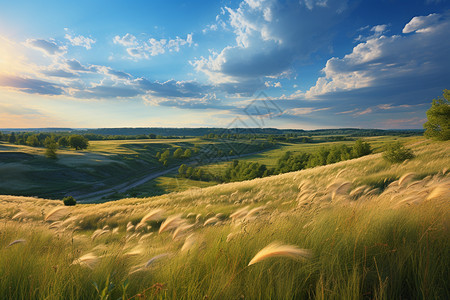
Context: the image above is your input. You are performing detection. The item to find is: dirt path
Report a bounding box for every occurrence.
[75,150,266,202]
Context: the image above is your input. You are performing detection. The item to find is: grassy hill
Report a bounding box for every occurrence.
[0,138,448,299]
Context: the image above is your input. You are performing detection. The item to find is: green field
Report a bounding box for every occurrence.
[0,138,448,299]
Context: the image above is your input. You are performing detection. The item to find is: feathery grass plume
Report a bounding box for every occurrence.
[112,227,119,234]
[331,181,352,200]
[335,169,346,179]
[126,224,135,232]
[226,232,239,243]
[145,253,169,267]
[159,214,183,234]
[399,173,416,186]
[349,185,369,198]
[129,253,169,274]
[140,208,165,225]
[125,246,144,256]
[139,233,153,243]
[172,224,194,240]
[72,253,99,269]
[427,184,449,200]
[49,221,63,229]
[8,239,26,247]
[45,207,69,222]
[186,212,196,218]
[442,167,448,175]
[12,211,25,220]
[230,206,249,221]
[248,242,312,266]
[92,229,109,240]
[246,206,265,218]
[181,234,196,252]
[203,217,219,226]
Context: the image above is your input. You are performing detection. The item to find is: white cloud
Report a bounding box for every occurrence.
[113,33,138,46]
[64,30,95,49]
[25,39,66,56]
[114,33,194,59]
[285,106,330,116]
[193,0,350,92]
[306,13,450,99]
[402,13,440,33]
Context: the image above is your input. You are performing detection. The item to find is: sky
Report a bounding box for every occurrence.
[0,0,449,130]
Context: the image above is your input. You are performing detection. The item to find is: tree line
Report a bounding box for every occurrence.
[178,140,372,183]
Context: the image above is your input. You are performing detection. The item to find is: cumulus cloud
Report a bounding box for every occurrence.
[64,29,95,49]
[114,33,194,59]
[305,13,450,101]
[25,39,66,55]
[402,13,440,33]
[193,0,350,94]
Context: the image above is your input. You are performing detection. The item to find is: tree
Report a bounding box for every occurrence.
[58,136,69,147]
[178,164,187,177]
[382,142,414,163]
[148,133,156,139]
[423,89,450,141]
[352,139,371,158]
[26,135,40,147]
[8,132,16,144]
[160,149,170,162]
[45,141,58,159]
[173,148,184,159]
[183,149,192,158]
[68,135,89,150]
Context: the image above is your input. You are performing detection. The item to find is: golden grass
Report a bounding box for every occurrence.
[248,242,312,266]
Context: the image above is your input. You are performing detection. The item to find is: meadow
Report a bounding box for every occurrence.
[0,137,448,299]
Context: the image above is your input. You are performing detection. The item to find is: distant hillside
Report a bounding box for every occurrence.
[0,127,424,137]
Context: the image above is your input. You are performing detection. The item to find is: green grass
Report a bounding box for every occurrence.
[0,138,448,299]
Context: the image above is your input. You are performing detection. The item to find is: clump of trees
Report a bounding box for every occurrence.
[382,142,414,163]
[179,140,373,183]
[156,147,193,167]
[68,135,89,150]
[423,89,449,141]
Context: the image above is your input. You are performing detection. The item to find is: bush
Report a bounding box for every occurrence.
[62,196,76,206]
[382,142,414,163]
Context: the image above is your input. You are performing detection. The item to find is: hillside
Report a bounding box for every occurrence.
[0,138,449,299]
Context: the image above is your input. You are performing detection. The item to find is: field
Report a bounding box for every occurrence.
[0,137,269,200]
[0,138,448,299]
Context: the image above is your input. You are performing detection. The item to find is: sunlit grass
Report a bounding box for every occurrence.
[0,138,448,299]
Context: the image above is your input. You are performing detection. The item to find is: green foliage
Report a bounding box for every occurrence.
[8,132,16,143]
[44,137,58,159]
[57,136,69,147]
[178,164,187,176]
[173,148,184,159]
[26,135,40,147]
[68,135,89,150]
[62,196,76,206]
[382,142,414,163]
[352,139,372,157]
[183,149,192,158]
[423,89,450,141]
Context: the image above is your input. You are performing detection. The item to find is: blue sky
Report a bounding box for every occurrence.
[0,0,449,129]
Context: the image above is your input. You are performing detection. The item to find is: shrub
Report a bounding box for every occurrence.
[62,196,76,206]
[382,142,414,163]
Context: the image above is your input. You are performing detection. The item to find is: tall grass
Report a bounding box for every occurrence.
[0,138,448,299]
